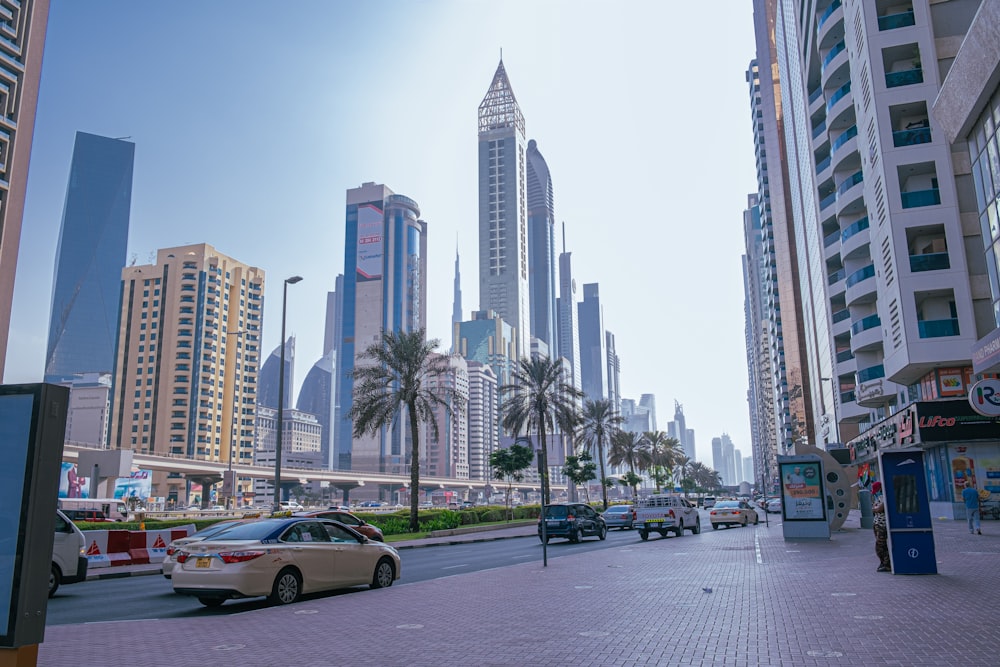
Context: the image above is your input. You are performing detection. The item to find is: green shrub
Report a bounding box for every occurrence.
[482,509,504,522]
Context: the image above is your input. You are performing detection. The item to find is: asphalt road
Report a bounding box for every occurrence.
[45,513,764,626]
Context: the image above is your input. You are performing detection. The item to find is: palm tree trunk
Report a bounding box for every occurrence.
[598,429,608,510]
[538,421,548,505]
[408,402,421,533]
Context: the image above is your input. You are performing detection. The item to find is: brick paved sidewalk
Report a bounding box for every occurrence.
[42,511,1000,666]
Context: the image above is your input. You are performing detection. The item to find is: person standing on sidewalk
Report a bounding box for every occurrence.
[962,480,982,535]
[871,481,891,572]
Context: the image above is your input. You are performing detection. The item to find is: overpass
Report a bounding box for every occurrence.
[62,442,567,498]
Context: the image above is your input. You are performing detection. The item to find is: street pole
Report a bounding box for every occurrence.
[274,275,302,512]
[227,329,245,510]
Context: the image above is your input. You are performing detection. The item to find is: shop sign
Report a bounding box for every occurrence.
[968,378,1000,417]
[916,400,1000,441]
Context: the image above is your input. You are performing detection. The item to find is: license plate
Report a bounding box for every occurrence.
[546,520,560,525]
[196,557,212,569]
[647,518,664,523]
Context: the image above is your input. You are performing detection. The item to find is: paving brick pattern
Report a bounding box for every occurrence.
[38,512,1000,666]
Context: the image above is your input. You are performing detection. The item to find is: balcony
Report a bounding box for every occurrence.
[809,87,823,105]
[878,10,915,31]
[832,308,851,323]
[837,171,864,196]
[818,0,842,31]
[836,349,855,362]
[846,264,875,288]
[823,41,846,73]
[909,252,950,272]
[841,216,870,243]
[831,125,858,154]
[893,126,931,147]
[819,191,837,211]
[812,119,827,139]
[816,155,832,174]
[828,268,846,285]
[857,364,886,383]
[850,314,881,335]
[901,188,941,209]
[827,81,852,112]
[886,68,923,88]
[824,229,840,247]
[918,318,959,338]
[840,390,856,403]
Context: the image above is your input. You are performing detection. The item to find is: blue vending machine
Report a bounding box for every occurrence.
[879,449,937,575]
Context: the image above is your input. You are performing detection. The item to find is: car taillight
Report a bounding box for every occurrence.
[668,510,675,518]
[631,510,636,520]
[218,550,265,564]
[176,552,189,563]
[166,546,177,556]
[710,511,717,516]
[566,515,575,521]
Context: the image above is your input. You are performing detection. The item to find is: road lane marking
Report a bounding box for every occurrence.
[512,554,533,559]
[754,533,763,564]
[441,564,469,570]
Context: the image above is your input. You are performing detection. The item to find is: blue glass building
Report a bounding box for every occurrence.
[45,132,135,383]
[257,336,294,409]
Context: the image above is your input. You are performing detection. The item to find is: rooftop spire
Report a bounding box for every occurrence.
[478,59,525,135]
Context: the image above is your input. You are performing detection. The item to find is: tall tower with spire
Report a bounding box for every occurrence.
[451,245,462,352]
[478,59,529,358]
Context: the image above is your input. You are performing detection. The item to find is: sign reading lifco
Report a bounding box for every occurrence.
[968,378,1000,417]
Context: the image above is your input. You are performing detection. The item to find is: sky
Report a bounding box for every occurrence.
[7,0,759,467]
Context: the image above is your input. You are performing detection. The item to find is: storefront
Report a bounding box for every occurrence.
[847,399,1000,519]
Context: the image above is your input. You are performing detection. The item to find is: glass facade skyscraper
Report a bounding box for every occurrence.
[526,139,557,356]
[44,132,134,383]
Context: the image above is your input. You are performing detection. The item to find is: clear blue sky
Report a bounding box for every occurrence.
[8,1,759,466]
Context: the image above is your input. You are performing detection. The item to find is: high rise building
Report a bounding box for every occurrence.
[557,224,581,392]
[45,132,135,383]
[108,243,263,501]
[422,353,469,479]
[336,183,427,472]
[296,352,333,469]
[0,0,49,379]
[451,248,462,353]
[668,400,696,462]
[526,139,558,356]
[478,59,530,356]
[258,336,294,410]
[752,0,991,518]
[578,283,607,404]
[605,330,621,413]
[59,372,112,447]
[466,360,498,482]
[639,394,657,432]
[253,406,323,504]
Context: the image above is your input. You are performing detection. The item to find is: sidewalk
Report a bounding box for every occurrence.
[52,512,1000,666]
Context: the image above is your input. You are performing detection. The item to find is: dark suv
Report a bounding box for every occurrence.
[538,503,607,543]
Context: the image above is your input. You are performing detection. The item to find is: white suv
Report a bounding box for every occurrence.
[52,510,87,597]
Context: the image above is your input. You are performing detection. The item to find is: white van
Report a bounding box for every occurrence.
[51,509,88,597]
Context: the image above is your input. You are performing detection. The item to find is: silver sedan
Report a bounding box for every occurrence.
[601,505,634,530]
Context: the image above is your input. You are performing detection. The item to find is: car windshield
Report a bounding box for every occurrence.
[192,520,244,538]
[545,506,569,519]
[605,506,629,514]
[196,519,289,541]
[715,501,740,509]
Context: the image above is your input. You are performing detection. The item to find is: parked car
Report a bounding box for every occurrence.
[279,501,305,512]
[538,503,607,543]
[162,519,250,579]
[601,505,634,530]
[171,518,400,607]
[765,498,783,514]
[51,510,88,597]
[60,508,114,523]
[293,510,384,542]
[702,496,717,509]
[710,500,759,529]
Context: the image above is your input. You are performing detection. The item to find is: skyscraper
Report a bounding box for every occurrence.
[557,224,581,391]
[451,247,462,353]
[668,400,695,461]
[296,352,332,469]
[45,132,135,383]
[578,283,607,404]
[108,243,263,502]
[336,183,427,472]
[0,0,49,379]
[526,139,557,356]
[478,59,530,357]
[465,360,498,482]
[258,337,294,410]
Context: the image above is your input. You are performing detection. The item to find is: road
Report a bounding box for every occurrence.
[45,513,759,626]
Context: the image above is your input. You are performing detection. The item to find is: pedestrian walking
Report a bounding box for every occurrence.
[962,479,982,535]
[871,481,890,572]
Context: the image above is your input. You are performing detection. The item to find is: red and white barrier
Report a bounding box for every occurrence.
[84,525,196,567]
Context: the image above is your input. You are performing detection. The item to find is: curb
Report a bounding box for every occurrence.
[86,567,164,582]
[394,532,535,550]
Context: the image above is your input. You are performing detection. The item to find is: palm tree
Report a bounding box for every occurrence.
[674,455,691,496]
[500,356,582,505]
[576,399,624,510]
[608,430,650,500]
[349,329,463,533]
[643,431,683,493]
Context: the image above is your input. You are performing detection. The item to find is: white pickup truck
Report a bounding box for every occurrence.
[633,494,701,540]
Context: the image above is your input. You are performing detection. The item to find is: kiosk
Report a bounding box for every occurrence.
[777,454,831,540]
[879,449,937,574]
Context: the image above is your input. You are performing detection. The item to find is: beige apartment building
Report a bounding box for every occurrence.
[109,244,264,502]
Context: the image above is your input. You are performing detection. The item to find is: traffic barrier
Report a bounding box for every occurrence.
[84,530,110,569]
[128,531,149,565]
[145,526,196,563]
[106,530,132,567]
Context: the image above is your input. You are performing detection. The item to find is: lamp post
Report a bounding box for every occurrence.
[274,275,303,512]
[226,329,246,509]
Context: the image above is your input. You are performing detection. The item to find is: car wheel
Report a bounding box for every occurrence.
[268,567,302,605]
[674,522,684,537]
[598,525,607,541]
[712,524,719,530]
[754,516,759,525]
[571,527,582,543]
[639,530,649,541]
[198,597,225,608]
[48,564,60,598]
[741,518,748,527]
[371,557,395,589]
[691,521,701,535]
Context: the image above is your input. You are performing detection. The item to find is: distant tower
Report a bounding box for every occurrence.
[258,337,295,410]
[578,283,606,403]
[452,246,462,352]
[557,223,581,391]
[526,139,557,356]
[45,132,135,383]
[478,59,529,357]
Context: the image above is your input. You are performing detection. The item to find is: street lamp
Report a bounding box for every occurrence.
[274,275,303,512]
[226,329,246,509]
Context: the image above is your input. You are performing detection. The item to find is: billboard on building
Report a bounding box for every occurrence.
[356,203,383,281]
[113,470,152,499]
